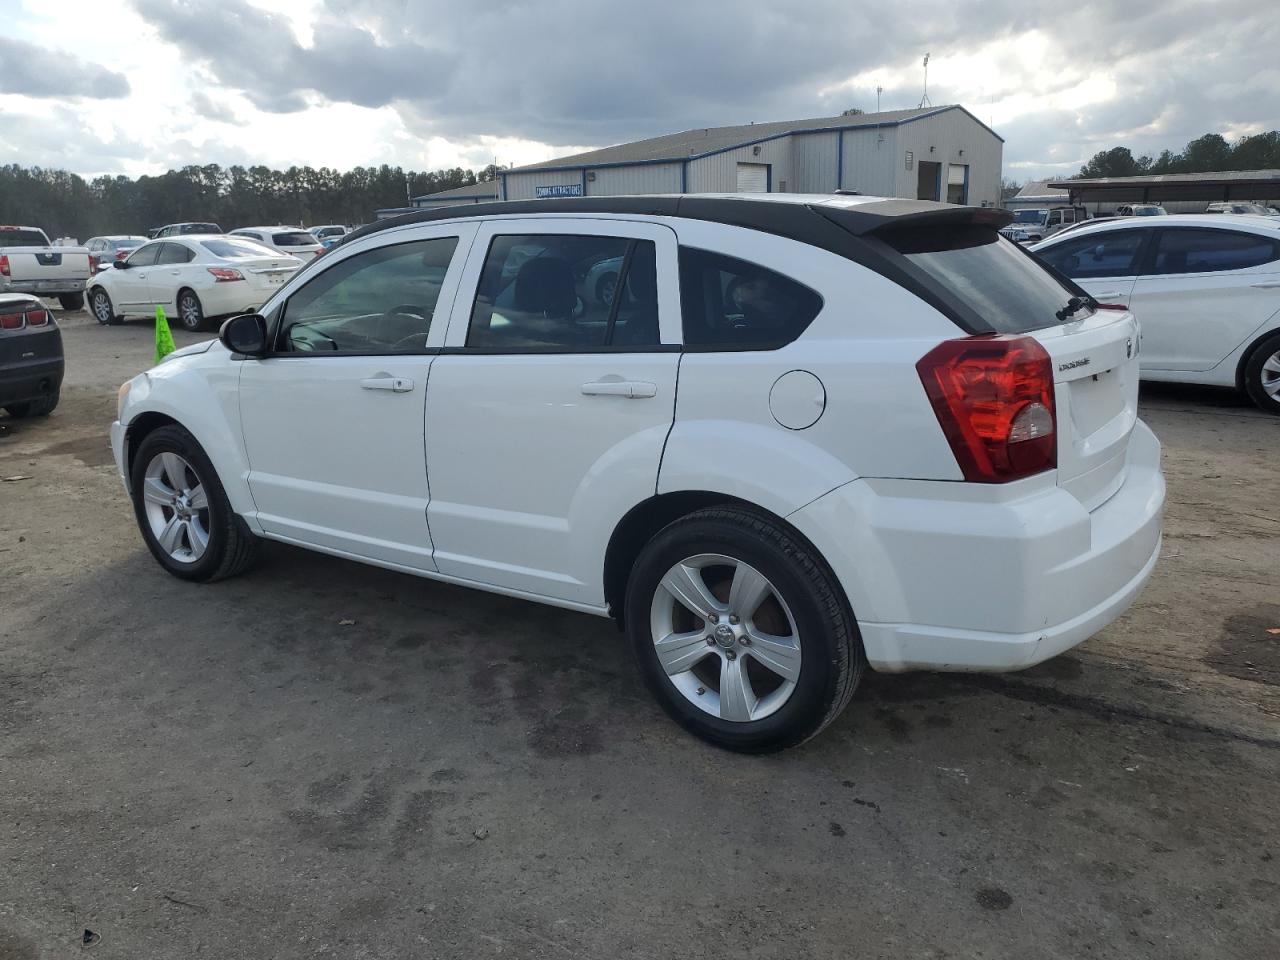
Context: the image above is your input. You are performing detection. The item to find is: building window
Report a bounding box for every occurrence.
[947,164,968,204]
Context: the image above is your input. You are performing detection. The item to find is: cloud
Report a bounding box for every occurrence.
[190,90,244,125]
[0,36,130,99]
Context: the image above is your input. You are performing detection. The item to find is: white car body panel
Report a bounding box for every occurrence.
[1032,215,1280,385]
[112,197,1166,673]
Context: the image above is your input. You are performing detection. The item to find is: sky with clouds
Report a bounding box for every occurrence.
[2,0,1277,184]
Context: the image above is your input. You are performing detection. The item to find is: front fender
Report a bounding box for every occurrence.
[121,354,256,521]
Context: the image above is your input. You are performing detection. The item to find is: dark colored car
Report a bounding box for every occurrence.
[0,293,63,418]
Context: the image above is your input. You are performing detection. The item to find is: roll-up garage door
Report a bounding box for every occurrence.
[736,163,768,193]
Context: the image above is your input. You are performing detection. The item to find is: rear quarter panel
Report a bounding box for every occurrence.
[659,220,964,516]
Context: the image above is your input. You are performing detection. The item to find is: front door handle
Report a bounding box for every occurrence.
[361,376,414,393]
[581,379,657,398]
[1092,291,1125,300]
[1250,281,1280,289]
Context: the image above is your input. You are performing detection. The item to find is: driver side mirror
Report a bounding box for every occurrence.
[113,259,127,269]
[220,313,268,357]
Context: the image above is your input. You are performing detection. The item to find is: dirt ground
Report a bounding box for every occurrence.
[2,309,1278,960]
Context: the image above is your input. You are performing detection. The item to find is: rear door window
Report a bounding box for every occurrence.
[467,234,660,350]
[1149,229,1280,275]
[1036,230,1150,278]
[882,225,1079,333]
[678,248,823,350]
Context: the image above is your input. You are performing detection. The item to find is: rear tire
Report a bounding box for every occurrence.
[130,424,258,582]
[1242,331,1280,415]
[625,506,863,753]
[4,390,59,418]
[58,292,84,311]
[177,289,206,332]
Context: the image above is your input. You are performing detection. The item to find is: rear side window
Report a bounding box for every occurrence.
[1150,229,1280,275]
[467,234,660,350]
[883,226,1078,334]
[273,231,316,247]
[679,248,823,350]
[1036,230,1148,279]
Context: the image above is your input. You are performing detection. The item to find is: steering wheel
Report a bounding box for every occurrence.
[383,304,429,351]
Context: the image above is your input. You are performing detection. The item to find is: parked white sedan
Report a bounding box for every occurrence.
[230,226,325,261]
[110,195,1165,752]
[87,236,303,331]
[1032,215,1280,412]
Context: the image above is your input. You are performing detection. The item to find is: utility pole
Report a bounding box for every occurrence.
[919,54,932,108]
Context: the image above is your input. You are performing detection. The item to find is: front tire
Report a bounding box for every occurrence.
[129,424,258,581]
[177,289,206,331]
[90,288,118,326]
[1242,331,1280,414]
[58,292,84,311]
[625,506,863,753]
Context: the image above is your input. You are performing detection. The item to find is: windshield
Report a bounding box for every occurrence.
[200,238,285,259]
[114,238,144,249]
[0,229,50,248]
[1133,206,1165,216]
[179,223,221,234]
[883,225,1082,333]
[1012,210,1046,224]
[272,231,317,246]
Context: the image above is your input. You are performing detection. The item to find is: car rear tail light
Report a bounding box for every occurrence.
[916,334,1057,483]
[0,310,24,329]
[207,267,245,282]
[115,250,129,261]
[25,308,49,326]
[0,255,9,278]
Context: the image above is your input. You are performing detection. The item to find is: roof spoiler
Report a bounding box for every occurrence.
[815,200,1014,236]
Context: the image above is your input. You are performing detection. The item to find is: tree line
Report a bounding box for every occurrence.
[0,162,504,242]
[1076,130,1280,179]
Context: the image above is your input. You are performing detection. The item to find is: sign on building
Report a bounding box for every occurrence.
[535,184,584,199]
[905,151,914,170]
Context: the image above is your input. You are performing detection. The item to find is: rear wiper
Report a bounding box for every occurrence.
[1056,295,1090,322]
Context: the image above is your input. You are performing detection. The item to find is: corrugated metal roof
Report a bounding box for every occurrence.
[1013,180,1069,198]
[411,180,501,203]
[1049,169,1280,189]
[507,105,991,173]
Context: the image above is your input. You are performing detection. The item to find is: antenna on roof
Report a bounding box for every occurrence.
[918,53,932,108]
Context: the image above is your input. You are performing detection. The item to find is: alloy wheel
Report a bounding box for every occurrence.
[141,452,210,563]
[1261,350,1280,401]
[649,553,802,722]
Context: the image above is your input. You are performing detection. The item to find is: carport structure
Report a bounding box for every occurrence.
[1048,169,1280,206]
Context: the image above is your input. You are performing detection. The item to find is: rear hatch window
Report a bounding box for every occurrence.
[180,223,221,234]
[883,225,1084,333]
[272,231,318,247]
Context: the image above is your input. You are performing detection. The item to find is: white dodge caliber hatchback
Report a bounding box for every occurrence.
[110,195,1165,752]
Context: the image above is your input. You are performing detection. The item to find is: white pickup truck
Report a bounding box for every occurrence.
[0,225,93,310]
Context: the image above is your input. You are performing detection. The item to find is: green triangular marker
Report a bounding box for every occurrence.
[154,305,176,364]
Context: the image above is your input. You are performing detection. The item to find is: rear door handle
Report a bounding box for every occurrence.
[1250,281,1280,289]
[581,379,657,399]
[361,376,414,393]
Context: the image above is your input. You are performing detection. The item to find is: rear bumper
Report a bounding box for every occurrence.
[0,356,64,407]
[789,420,1165,673]
[1,278,86,296]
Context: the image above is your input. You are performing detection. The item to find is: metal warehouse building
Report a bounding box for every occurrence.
[499,104,1003,207]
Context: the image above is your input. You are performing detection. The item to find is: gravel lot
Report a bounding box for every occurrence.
[2,309,1278,959]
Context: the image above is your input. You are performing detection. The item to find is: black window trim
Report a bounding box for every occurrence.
[459,232,668,355]
[265,235,462,358]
